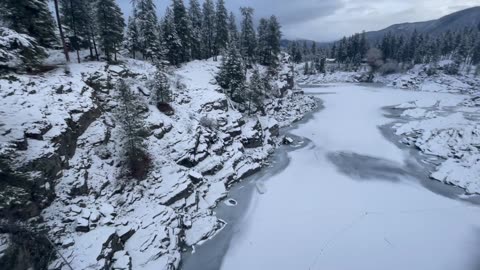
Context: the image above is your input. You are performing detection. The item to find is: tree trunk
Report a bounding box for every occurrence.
[90,29,99,61]
[53,0,70,62]
[69,0,81,63]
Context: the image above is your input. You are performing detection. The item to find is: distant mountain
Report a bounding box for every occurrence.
[364,6,480,42]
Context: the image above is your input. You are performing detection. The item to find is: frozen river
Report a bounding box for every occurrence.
[183,84,480,270]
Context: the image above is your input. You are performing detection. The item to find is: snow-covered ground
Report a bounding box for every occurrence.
[219,84,480,270]
[297,62,480,94]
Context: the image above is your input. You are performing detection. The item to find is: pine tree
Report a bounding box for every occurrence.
[267,15,282,66]
[257,18,269,65]
[96,0,125,62]
[201,0,215,59]
[304,62,310,75]
[172,0,192,63]
[247,69,265,114]
[240,7,257,66]
[311,42,317,57]
[151,63,172,103]
[126,14,140,59]
[116,79,150,180]
[136,0,161,60]
[216,43,246,102]
[84,0,100,60]
[213,0,229,59]
[0,0,57,47]
[162,7,182,66]
[228,12,239,44]
[302,41,310,60]
[189,0,203,60]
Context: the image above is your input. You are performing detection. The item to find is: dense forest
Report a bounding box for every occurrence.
[289,24,480,75]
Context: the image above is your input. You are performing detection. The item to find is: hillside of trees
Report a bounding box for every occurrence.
[290,23,480,76]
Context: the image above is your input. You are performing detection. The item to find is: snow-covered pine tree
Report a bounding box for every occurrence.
[302,41,310,60]
[136,0,161,60]
[247,69,265,114]
[304,62,310,75]
[188,0,203,60]
[151,62,172,104]
[311,42,317,57]
[257,18,269,66]
[115,79,150,180]
[216,43,246,103]
[0,27,47,70]
[96,0,125,62]
[162,7,182,66]
[0,0,57,48]
[240,7,257,66]
[228,12,239,44]
[213,0,228,60]
[172,0,192,63]
[126,14,140,59]
[84,0,100,60]
[266,15,282,67]
[201,0,215,59]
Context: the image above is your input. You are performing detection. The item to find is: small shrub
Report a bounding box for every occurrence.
[379,60,400,75]
[199,116,218,130]
[127,149,151,180]
[444,63,460,75]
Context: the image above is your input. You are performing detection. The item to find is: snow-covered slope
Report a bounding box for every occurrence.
[0,56,316,269]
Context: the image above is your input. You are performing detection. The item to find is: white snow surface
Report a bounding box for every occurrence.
[221,84,480,270]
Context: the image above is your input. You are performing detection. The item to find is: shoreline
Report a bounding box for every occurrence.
[180,97,324,270]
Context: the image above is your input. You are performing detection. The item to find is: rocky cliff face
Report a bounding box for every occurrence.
[0,57,316,269]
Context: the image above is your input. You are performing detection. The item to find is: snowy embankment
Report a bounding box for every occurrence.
[0,56,315,269]
[296,61,480,195]
[393,96,480,194]
[297,61,480,94]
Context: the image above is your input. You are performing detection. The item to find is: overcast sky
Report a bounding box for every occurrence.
[117,0,479,42]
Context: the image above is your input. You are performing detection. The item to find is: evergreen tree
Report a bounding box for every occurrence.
[136,0,161,60]
[189,0,203,60]
[267,15,282,66]
[228,12,239,44]
[172,0,192,63]
[96,0,125,62]
[247,69,265,114]
[214,0,229,59]
[0,0,57,47]
[257,18,270,65]
[162,7,182,66]
[84,0,100,60]
[240,7,257,66]
[116,79,150,180]
[311,42,317,57]
[216,43,246,102]
[126,14,140,59]
[201,0,215,59]
[151,63,172,103]
[302,41,310,59]
[304,62,310,75]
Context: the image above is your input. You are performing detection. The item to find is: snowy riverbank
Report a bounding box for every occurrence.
[0,57,316,269]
